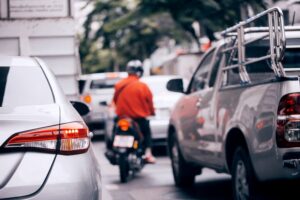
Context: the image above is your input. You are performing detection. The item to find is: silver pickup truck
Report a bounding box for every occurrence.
[166,7,300,199]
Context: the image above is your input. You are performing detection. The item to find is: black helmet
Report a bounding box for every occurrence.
[126,60,144,77]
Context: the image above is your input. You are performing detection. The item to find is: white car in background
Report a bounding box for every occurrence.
[142,75,186,145]
[79,72,127,136]
[105,75,186,147]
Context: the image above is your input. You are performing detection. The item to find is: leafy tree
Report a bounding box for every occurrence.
[80,0,191,73]
[138,0,268,41]
[80,0,270,73]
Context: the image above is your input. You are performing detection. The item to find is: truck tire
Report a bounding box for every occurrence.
[232,147,258,200]
[119,154,129,183]
[169,133,197,187]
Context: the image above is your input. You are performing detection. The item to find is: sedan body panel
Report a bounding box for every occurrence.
[30,148,101,200]
[0,104,60,198]
[0,152,55,198]
[0,56,101,199]
[0,104,60,146]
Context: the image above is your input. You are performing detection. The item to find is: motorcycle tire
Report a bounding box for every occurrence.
[119,154,129,183]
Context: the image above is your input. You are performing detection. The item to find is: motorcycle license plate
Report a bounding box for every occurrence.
[113,135,134,148]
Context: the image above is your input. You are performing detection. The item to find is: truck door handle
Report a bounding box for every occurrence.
[196,99,202,108]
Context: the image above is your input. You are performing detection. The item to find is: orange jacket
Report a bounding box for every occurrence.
[113,75,155,118]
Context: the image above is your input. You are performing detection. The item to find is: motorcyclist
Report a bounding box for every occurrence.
[112,60,156,163]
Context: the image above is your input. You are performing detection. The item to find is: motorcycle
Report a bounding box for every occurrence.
[105,117,145,183]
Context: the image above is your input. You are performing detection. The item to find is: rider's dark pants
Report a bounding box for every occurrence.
[133,118,152,149]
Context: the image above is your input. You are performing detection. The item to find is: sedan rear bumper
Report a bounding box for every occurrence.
[30,148,101,200]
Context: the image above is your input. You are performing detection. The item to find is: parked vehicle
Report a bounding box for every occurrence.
[0,55,101,199]
[79,72,127,135]
[167,7,300,199]
[105,117,145,183]
[105,75,185,147]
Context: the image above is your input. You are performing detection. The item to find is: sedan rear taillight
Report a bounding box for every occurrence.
[277,93,300,147]
[4,122,90,154]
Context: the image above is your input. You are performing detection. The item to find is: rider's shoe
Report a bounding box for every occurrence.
[144,155,156,164]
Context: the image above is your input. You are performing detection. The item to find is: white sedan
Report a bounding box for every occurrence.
[141,75,185,145]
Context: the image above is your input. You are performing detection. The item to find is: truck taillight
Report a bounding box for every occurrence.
[5,122,90,154]
[277,93,300,147]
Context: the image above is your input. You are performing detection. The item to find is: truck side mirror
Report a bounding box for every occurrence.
[70,101,90,116]
[166,78,184,93]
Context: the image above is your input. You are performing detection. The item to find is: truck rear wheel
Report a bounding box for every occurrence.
[232,147,258,200]
[169,133,197,187]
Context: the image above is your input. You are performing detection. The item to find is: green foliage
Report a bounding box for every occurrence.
[80,0,267,73]
[80,0,192,73]
[138,0,267,40]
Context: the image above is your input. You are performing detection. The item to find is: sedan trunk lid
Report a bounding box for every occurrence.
[0,104,60,198]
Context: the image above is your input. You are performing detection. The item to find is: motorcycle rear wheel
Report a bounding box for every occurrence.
[119,154,129,183]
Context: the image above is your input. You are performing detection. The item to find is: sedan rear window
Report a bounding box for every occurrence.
[282,48,300,69]
[90,78,121,89]
[0,65,54,107]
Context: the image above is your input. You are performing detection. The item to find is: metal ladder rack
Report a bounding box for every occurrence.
[221,7,286,84]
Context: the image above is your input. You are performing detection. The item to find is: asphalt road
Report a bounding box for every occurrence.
[92,140,233,200]
[92,139,300,200]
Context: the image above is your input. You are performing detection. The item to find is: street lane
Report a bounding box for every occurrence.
[92,140,233,200]
[92,140,300,200]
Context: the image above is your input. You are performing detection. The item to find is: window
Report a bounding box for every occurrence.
[0,67,9,106]
[90,78,121,89]
[245,44,274,83]
[0,65,54,107]
[222,40,276,87]
[189,49,215,93]
[223,48,241,86]
[78,79,86,94]
[208,47,223,87]
[222,36,300,87]
[284,38,300,69]
[282,48,300,69]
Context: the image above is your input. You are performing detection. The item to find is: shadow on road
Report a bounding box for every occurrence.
[93,140,300,199]
[173,178,300,200]
[180,178,300,200]
[178,179,233,200]
[153,145,168,157]
[91,134,105,141]
[254,180,300,200]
